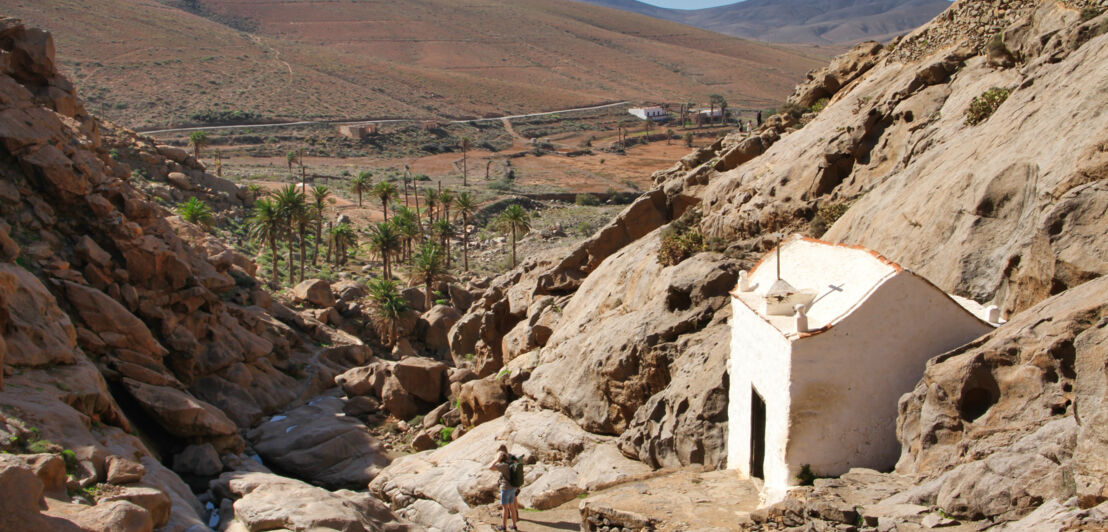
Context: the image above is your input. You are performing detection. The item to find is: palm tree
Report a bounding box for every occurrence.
[372,181,399,222]
[438,189,454,223]
[311,186,332,266]
[286,150,298,172]
[402,165,412,207]
[432,218,456,269]
[423,188,439,225]
[410,242,447,310]
[453,191,477,271]
[392,206,420,261]
[189,131,209,160]
[459,136,472,186]
[368,222,403,280]
[495,204,531,268]
[330,223,357,266]
[709,94,726,126]
[248,198,283,283]
[246,184,264,203]
[350,171,373,207]
[274,184,307,282]
[177,197,214,227]
[366,278,409,346]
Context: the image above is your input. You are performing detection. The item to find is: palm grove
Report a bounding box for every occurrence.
[178,173,531,345]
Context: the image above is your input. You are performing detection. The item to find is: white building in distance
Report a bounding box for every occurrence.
[628,106,669,121]
[728,236,997,503]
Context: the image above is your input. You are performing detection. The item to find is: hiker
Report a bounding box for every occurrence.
[488,444,521,531]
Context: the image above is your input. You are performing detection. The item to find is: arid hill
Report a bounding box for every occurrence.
[2,0,1107,530]
[369,0,1108,528]
[578,0,952,44]
[0,0,824,129]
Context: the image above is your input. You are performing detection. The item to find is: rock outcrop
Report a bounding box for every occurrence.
[246,394,390,490]
[371,399,650,531]
[0,17,412,530]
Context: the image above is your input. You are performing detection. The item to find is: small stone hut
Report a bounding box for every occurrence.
[728,236,997,503]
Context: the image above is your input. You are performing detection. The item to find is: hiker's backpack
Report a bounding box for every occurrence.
[508,455,524,488]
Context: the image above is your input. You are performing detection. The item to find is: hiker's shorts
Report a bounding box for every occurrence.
[500,488,516,505]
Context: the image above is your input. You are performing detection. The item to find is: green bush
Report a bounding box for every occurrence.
[780,102,807,118]
[810,98,830,113]
[177,197,214,227]
[574,193,601,206]
[657,208,706,266]
[26,439,61,454]
[61,449,78,473]
[818,202,851,225]
[439,426,455,444]
[965,87,1011,125]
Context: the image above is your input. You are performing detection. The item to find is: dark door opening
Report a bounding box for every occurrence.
[751,387,766,479]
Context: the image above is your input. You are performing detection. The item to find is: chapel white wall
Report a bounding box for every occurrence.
[728,297,793,501]
[784,271,993,480]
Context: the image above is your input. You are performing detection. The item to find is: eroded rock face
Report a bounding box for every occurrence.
[371,400,647,531]
[246,395,390,489]
[526,238,739,442]
[293,278,335,308]
[895,275,1108,520]
[211,471,414,532]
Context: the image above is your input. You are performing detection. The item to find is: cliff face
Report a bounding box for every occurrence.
[0,17,408,530]
[390,0,1108,527]
[700,0,1108,317]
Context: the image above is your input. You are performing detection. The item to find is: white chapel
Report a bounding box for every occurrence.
[728,235,998,503]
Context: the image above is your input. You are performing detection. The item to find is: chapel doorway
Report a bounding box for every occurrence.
[751,387,766,479]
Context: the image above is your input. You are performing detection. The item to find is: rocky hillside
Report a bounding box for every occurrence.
[579,0,952,44]
[0,0,824,128]
[1,0,1107,530]
[369,0,1108,528]
[0,17,423,530]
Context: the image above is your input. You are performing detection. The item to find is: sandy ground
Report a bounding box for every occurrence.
[465,469,763,532]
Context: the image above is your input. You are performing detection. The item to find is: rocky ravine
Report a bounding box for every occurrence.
[371,0,1108,529]
[2,0,1107,530]
[0,17,422,531]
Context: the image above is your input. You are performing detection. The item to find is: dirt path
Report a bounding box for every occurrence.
[467,502,581,532]
[140,101,630,135]
[465,469,762,532]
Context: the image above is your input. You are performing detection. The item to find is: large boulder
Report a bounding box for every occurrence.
[418,305,462,355]
[334,361,388,398]
[0,456,54,531]
[0,264,78,368]
[331,279,367,302]
[63,281,167,359]
[458,378,509,428]
[155,145,189,164]
[517,467,582,510]
[381,375,421,421]
[211,471,411,531]
[292,279,335,308]
[122,378,238,439]
[171,443,222,478]
[392,357,449,404]
[98,486,171,528]
[246,395,390,489]
[895,276,1108,521]
[105,455,145,485]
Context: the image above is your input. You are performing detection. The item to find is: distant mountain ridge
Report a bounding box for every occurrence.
[576,0,952,44]
[0,0,825,128]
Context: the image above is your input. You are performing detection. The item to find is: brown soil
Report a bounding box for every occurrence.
[3,0,825,129]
